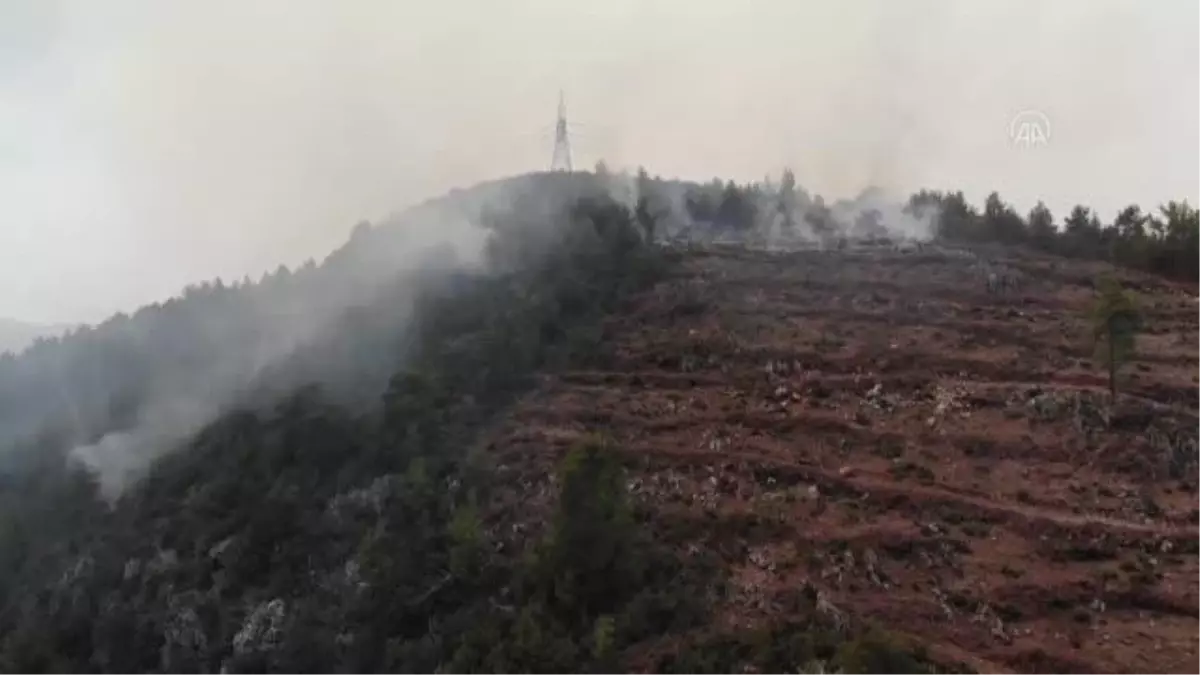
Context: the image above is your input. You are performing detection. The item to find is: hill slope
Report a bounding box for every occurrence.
[0,172,1194,673]
[0,178,710,674]
[481,242,1198,672]
[0,172,618,485]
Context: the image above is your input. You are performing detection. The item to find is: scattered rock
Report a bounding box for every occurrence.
[233,598,287,657]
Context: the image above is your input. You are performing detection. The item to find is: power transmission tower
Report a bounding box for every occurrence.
[550,91,573,172]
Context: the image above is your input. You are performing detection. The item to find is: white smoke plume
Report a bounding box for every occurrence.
[57,184,510,498]
[57,172,659,498]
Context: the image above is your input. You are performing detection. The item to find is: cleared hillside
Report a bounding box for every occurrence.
[480,241,1199,673]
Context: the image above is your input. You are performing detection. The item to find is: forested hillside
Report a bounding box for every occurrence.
[0,173,716,672]
[0,173,606,489]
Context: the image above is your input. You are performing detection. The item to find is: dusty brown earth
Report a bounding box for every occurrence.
[485,243,1199,673]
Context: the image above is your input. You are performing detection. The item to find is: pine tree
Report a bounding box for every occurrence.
[1090,275,1141,398]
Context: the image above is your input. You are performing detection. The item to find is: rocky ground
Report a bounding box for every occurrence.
[482,242,1199,673]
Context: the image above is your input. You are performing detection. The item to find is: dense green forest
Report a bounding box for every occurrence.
[0,167,1191,672]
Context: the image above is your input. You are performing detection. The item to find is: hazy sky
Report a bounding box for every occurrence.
[2,0,1197,324]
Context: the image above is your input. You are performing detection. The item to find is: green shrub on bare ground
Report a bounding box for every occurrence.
[658,619,962,674]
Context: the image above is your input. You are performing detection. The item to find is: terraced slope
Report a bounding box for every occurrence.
[482,244,1199,673]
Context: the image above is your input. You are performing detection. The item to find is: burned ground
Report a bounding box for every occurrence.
[481,243,1199,673]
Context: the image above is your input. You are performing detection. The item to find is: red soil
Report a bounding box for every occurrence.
[486,243,1199,673]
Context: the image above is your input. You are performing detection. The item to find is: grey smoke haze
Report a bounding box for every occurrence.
[69,395,213,499]
[62,183,496,494]
[0,318,73,355]
[1,0,1197,324]
[59,173,653,497]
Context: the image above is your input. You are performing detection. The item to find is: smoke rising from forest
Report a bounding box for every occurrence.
[60,174,655,498]
[29,155,939,499]
[0,5,1197,672]
[57,185,514,498]
[0,0,1196,494]
[2,0,1196,324]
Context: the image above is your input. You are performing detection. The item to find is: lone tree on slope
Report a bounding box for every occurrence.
[1090,274,1141,399]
